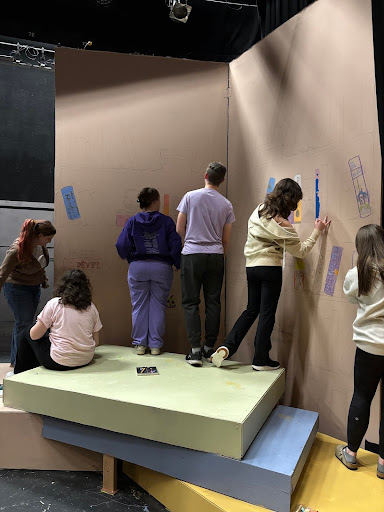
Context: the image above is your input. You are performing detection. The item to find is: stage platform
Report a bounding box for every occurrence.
[123,433,384,512]
[0,364,102,471]
[4,345,285,459]
[42,405,318,512]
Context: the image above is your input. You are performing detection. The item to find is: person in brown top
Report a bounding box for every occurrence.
[0,219,56,367]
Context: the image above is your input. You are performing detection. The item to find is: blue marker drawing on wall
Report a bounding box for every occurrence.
[61,186,81,220]
[315,169,320,219]
[267,178,275,194]
[348,156,371,218]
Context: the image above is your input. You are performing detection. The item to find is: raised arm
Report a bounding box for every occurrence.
[276,215,330,259]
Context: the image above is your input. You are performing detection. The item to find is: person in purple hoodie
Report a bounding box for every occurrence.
[116,188,182,355]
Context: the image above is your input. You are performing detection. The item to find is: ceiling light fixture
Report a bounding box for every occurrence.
[169,1,192,23]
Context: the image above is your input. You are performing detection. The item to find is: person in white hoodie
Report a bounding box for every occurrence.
[335,224,384,479]
[211,178,329,371]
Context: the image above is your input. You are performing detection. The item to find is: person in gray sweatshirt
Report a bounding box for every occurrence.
[211,178,329,371]
[335,224,384,479]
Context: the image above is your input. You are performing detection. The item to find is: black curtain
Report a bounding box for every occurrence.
[259,0,315,37]
[1,0,316,63]
[371,0,384,224]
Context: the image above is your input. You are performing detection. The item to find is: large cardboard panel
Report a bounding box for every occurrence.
[55,48,228,354]
[4,346,285,460]
[228,0,381,441]
[0,364,102,471]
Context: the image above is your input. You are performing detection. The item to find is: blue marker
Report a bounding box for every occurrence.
[315,169,320,219]
[61,186,81,220]
[267,177,275,194]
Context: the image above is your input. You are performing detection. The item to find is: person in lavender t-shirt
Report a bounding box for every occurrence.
[176,162,235,366]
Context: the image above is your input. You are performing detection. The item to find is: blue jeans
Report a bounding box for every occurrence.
[3,283,41,365]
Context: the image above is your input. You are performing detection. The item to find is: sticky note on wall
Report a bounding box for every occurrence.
[61,186,80,220]
[294,174,302,223]
[164,194,170,216]
[116,214,131,227]
[267,178,275,194]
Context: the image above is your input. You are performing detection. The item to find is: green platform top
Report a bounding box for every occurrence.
[4,346,285,459]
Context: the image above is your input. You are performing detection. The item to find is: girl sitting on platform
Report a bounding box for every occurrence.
[14,269,102,374]
[336,224,384,479]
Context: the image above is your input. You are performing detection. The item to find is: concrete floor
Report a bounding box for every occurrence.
[0,469,168,511]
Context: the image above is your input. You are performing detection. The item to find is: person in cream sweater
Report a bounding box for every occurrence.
[211,178,330,371]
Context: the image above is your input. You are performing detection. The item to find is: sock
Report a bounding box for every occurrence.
[204,345,212,352]
[192,347,201,354]
[344,447,356,463]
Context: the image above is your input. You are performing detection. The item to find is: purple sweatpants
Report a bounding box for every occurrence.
[128,260,173,348]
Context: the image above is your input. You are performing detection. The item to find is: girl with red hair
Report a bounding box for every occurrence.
[0,219,56,367]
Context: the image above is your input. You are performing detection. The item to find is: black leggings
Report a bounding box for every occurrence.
[225,266,282,365]
[14,329,85,374]
[347,347,384,458]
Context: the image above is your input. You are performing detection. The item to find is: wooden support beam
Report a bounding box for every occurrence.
[101,454,118,495]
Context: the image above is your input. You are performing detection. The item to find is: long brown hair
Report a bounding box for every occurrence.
[18,219,56,264]
[259,178,303,220]
[355,224,384,295]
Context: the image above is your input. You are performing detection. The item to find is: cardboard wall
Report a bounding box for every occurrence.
[228,0,381,440]
[55,48,228,354]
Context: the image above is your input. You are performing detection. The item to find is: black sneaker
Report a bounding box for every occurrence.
[185,350,203,367]
[252,359,280,371]
[201,347,215,362]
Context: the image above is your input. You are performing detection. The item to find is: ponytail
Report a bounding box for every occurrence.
[17,219,56,263]
[18,219,37,263]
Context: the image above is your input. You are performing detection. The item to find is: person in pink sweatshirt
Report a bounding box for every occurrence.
[14,269,102,374]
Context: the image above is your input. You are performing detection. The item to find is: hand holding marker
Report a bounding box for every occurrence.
[314,215,331,232]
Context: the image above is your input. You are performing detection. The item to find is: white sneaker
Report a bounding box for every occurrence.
[211,346,229,368]
[5,371,14,378]
[135,345,146,355]
[150,348,160,355]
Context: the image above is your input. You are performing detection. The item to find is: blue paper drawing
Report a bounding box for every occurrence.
[324,246,343,296]
[61,186,80,220]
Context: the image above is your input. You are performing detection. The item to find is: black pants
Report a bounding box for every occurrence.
[225,266,282,365]
[181,254,224,349]
[14,329,84,374]
[347,347,384,458]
